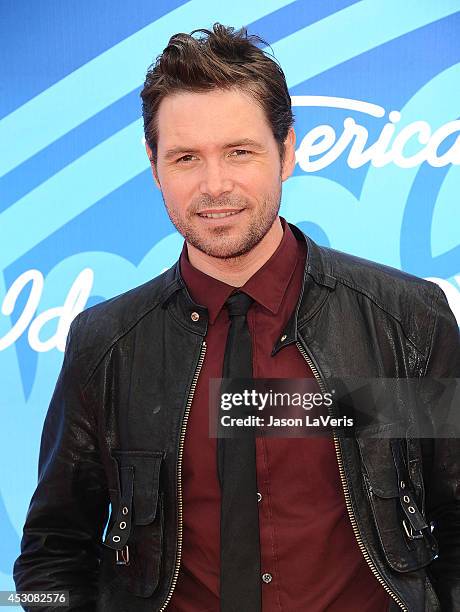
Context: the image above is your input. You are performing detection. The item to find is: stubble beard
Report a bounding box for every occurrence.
[162,184,282,261]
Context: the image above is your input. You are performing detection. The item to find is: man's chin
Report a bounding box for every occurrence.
[189,242,253,260]
[186,231,266,260]
[178,208,279,260]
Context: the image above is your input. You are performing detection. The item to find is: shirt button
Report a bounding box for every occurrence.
[262,573,272,584]
[257,492,262,502]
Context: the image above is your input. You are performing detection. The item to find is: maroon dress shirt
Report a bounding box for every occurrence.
[167,217,390,611]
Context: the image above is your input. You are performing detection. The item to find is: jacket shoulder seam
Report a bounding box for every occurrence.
[332,272,426,357]
[80,300,161,391]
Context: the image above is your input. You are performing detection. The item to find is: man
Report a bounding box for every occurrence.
[14,23,459,612]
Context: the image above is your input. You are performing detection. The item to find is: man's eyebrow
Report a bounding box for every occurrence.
[163,139,265,160]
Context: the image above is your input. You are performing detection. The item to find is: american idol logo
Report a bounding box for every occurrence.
[293,96,460,171]
[0,269,92,353]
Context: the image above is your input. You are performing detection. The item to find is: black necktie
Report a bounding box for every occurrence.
[217,291,261,611]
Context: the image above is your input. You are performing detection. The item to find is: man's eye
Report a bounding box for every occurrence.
[177,154,197,163]
[230,149,251,157]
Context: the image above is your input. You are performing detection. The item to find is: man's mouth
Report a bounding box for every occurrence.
[197,209,243,219]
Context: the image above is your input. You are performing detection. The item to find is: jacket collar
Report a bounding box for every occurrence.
[271,223,337,354]
[157,222,337,340]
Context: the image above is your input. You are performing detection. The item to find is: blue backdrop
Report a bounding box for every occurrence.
[1,0,459,598]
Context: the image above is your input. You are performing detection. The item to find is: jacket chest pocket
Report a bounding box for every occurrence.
[357,437,438,573]
[103,449,165,598]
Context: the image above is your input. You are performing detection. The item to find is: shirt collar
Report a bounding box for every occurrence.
[179,216,300,325]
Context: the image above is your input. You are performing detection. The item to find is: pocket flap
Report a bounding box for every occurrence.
[357,436,437,573]
[112,450,165,524]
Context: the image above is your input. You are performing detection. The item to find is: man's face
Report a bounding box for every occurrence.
[146,88,295,259]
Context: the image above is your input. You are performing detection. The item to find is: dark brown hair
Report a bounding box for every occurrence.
[140,23,294,164]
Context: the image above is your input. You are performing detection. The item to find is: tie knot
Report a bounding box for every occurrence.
[225,291,253,317]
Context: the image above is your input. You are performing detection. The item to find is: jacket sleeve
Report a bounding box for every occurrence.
[13,313,110,612]
[422,285,460,612]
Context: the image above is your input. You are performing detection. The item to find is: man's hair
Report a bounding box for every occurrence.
[140,23,294,164]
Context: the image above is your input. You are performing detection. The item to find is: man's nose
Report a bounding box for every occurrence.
[199,160,234,198]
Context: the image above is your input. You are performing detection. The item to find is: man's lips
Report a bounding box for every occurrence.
[197,209,244,219]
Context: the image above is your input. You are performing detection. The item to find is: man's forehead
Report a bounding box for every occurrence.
[158,90,265,129]
[156,89,270,150]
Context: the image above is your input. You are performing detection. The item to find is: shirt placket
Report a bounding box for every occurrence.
[249,307,284,612]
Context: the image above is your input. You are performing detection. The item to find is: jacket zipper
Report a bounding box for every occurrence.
[296,339,408,611]
[159,340,207,611]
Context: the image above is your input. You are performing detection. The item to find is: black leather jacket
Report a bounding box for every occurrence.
[14,223,460,612]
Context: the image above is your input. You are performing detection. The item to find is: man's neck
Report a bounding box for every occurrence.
[186,217,284,287]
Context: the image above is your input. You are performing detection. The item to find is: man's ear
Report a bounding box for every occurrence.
[144,140,161,189]
[281,127,296,182]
